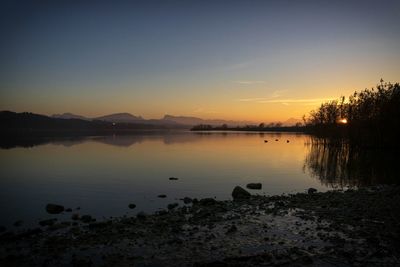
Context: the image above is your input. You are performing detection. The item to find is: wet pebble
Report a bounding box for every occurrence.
[39,218,57,227]
[168,203,179,210]
[46,203,64,214]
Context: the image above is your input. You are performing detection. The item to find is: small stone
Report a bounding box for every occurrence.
[183,197,192,204]
[158,194,167,198]
[300,255,313,264]
[88,222,109,229]
[308,188,317,194]
[246,183,262,190]
[71,257,92,266]
[48,223,68,231]
[232,186,251,200]
[199,198,217,206]
[13,220,23,227]
[80,215,93,223]
[39,218,57,227]
[46,203,64,214]
[128,203,136,209]
[157,210,168,215]
[226,225,237,234]
[168,203,179,210]
[169,177,179,180]
[137,211,147,220]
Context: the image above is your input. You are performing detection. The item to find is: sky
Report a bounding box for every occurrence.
[1,0,399,122]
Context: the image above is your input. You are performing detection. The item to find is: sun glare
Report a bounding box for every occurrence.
[338,118,348,124]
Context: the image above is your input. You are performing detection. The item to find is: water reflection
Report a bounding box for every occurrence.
[304,136,400,188]
[1,132,398,227]
[0,132,318,226]
[0,131,303,149]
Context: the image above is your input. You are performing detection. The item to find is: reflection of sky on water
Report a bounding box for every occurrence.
[1,132,396,227]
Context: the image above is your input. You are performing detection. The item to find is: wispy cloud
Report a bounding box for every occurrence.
[237,96,336,105]
[257,98,336,104]
[270,89,287,98]
[237,90,287,102]
[224,60,254,71]
[238,97,269,102]
[233,80,266,85]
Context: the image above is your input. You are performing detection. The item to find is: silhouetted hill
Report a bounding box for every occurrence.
[1,111,97,129]
[50,112,255,126]
[51,112,90,120]
[94,113,144,123]
[0,111,188,136]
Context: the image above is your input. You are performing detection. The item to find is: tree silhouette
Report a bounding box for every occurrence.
[304,81,400,147]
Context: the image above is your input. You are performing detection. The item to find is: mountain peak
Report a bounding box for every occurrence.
[95,113,144,123]
[51,113,90,120]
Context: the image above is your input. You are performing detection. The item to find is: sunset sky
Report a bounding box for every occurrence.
[1,0,399,122]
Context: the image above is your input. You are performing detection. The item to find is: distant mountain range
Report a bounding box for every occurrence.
[2,111,302,134]
[0,111,186,134]
[50,112,258,126]
[52,112,90,121]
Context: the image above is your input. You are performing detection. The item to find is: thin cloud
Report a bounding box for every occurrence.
[257,98,336,104]
[238,97,269,102]
[237,97,336,105]
[233,80,266,85]
[224,60,254,71]
[270,89,288,98]
[237,90,288,102]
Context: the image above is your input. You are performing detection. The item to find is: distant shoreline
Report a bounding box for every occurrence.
[191,125,306,133]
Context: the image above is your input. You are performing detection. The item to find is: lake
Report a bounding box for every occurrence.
[0,131,397,227]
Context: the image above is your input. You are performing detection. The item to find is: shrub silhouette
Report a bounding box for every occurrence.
[304,80,400,147]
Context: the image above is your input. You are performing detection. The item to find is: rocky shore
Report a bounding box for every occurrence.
[1,186,400,267]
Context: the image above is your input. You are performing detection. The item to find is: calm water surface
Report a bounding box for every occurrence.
[1,131,395,227]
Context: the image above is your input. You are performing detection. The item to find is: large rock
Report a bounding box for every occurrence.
[232,186,251,200]
[46,204,64,214]
[246,183,262,190]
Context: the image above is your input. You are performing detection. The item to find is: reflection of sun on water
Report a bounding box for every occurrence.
[338,118,348,124]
